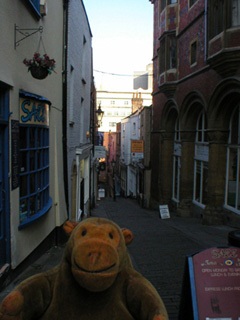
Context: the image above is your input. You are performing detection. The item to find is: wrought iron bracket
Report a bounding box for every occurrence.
[14,24,43,49]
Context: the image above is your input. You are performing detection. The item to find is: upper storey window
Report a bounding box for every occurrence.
[169,37,177,69]
[161,0,166,12]
[161,0,177,12]
[209,0,240,39]
[212,0,224,37]
[159,34,177,74]
[232,0,240,26]
[190,40,197,65]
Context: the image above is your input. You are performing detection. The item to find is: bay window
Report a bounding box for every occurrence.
[159,34,177,75]
[19,91,52,228]
[209,0,240,39]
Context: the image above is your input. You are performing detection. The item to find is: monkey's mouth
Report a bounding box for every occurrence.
[74,260,116,274]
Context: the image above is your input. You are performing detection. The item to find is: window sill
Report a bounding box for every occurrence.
[192,199,205,209]
[18,198,52,230]
[224,204,240,215]
[190,62,197,68]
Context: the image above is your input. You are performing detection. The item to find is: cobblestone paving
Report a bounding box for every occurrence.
[92,197,232,319]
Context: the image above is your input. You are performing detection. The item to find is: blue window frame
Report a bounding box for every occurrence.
[26,0,41,17]
[19,125,52,229]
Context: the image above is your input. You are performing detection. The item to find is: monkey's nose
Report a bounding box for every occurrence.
[88,252,101,267]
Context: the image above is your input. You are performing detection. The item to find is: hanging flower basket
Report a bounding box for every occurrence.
[23,52,56,80]
[29,66,49,80]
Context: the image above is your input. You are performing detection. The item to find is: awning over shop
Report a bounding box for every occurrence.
[19,90,52,106]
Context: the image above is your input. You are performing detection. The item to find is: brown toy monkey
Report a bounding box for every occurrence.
[0,217,168,320]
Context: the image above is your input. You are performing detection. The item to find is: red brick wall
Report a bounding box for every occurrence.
[178,0,205,34]
[178,14,206,79]
[209,36,223,57]
[167,5,178,31]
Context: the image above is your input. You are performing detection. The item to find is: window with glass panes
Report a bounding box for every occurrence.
[19,126,50,225]
[193,111,208,206]
[172,117,181,202]
[225,105,240,211]
[190,40,197,65]
[159,35,177,74]
[161,0,166,11]
[232,0,240,26]
[209,0,240,39]
[168,37,177,69]
[159,38,166,74]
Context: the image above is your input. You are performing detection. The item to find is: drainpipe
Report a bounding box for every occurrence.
[63,0,69,216]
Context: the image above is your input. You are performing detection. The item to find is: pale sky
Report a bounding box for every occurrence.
[83,0,153,90]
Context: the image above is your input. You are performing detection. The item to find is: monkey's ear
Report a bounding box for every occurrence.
[63,220,79,236]
[122,228,133,245]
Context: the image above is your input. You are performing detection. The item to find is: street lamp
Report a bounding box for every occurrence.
[111,159,116,201]
[96,103,104,128]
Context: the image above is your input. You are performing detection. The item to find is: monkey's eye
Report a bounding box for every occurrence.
[82,229,87,236]
[109,232,113,239]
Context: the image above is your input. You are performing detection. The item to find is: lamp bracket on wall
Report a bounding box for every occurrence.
[14,24,43,49]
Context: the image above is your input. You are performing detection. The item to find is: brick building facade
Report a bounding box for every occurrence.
[149,0,240,226]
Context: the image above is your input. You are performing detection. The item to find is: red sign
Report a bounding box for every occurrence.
[193,247,240,320]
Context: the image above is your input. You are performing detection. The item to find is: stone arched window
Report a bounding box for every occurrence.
[193,110,209,207]
[225,105,240,212]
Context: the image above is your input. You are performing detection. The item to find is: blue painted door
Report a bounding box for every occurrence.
[0,87,9,268]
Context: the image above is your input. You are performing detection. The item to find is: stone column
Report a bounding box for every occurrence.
[159,131,174,204]
[203,130,229,225]
[177,131,195,217]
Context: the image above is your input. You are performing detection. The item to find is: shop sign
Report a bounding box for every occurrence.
[179,247,240,320]
[131,140,144,153]
[159,205,170,219]
[131,140,144,161]
[195,144,209,162]
[19,97,49,126]
[174,142,181,156]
